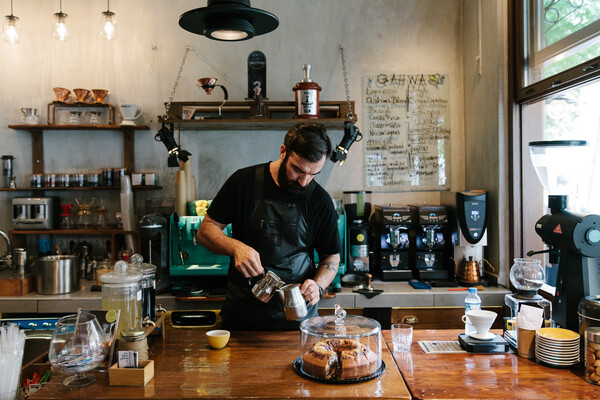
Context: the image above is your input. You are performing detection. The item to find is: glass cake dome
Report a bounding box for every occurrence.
[297,305,383,382]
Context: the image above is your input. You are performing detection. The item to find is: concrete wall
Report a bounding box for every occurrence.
[462,0,509,285]
[0,0,509,278]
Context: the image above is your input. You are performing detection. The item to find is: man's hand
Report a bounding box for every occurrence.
[300,279,322,306]
[232,242,264,278]
[198,215,264,278]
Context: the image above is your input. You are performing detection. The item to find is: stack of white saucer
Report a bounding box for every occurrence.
[535,327,580,367]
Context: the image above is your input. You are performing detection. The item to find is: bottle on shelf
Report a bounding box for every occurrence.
[464,287,481,335]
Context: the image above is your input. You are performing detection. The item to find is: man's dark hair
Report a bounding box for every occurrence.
[283,123,332,162]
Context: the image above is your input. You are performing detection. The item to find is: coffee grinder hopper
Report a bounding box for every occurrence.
[527,140,600,331]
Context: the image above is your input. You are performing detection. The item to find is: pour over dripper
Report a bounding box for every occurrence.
[197,77,229,118]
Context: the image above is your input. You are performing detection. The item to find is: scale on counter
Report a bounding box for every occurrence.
[458,333,510,353]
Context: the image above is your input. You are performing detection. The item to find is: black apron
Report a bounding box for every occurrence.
[221,164,318,330]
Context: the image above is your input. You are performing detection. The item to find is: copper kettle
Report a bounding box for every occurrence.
[458,256,482,283]
[454,256,494,284]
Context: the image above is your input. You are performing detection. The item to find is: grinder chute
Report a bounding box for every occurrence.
[527,140,600,331]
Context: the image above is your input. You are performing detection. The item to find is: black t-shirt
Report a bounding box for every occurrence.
[207,162,341,257]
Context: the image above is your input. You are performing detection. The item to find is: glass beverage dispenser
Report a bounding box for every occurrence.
[100,260,142,338]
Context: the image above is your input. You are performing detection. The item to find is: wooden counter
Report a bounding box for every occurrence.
[31,329,411,399]
[385,329,597,400]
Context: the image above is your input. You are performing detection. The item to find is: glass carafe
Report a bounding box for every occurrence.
[95,198,110,228]
[59,203,75,229]
[509,258,545,299]
[75,197,95,228]
[100,260,142,338]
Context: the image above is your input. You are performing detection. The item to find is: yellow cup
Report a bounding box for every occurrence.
[206,329,230,349]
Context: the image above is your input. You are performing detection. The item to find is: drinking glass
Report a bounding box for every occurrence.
[391,323,413,352]
[48,312,107,387]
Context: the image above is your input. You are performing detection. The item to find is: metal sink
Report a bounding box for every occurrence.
[23,330,52,366]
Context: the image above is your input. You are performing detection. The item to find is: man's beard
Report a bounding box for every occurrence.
[277,157,307,195]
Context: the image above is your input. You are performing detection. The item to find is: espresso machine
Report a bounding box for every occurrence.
[139,213,170,294]
[442,191,489,285]
[411,205,452,281]
[343,191,372,274]
[526,140,600,332]
[370,205,413,281]
[169,213,231,295]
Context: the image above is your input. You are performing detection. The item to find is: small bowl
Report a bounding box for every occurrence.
[206,329,230,349]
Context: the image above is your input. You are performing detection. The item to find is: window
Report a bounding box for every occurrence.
[523,0,600,87]
[514,0,600,286]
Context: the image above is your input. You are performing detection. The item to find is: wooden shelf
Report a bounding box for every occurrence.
[8,124,149,131]
[0,185,162,192]
[9,228,139,235]
[159,100,356,131]
[7,125,150,175]
[9,229,141,260]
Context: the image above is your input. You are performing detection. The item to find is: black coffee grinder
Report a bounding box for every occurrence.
[344,191,372,274]
[370,205,413,280]
[139,213,170,294]
[412,205,452,281]
[527,140,600,332]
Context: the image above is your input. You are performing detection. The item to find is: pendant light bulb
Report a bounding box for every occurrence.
[2,0,20,44]
[53,0,69,41]
[100,1,117,40]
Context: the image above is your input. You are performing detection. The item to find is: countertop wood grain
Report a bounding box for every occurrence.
[31,328,411,399]
[386,329,597,400]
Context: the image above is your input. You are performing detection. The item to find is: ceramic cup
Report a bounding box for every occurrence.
[462,309,497,335]
[119,104,143,125]
[206,330,230,349]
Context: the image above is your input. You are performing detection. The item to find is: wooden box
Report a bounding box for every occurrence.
[0,275,35,296]
[109,360,154,387]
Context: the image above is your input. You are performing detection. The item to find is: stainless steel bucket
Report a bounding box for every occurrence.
[35,255,80,294]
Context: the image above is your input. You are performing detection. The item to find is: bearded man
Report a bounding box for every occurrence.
[197,123,341,330]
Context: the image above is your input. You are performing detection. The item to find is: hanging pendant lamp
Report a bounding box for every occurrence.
[2,0,20,44]
[179,0,278,42]
[100,0,117,40]
[53,0,70,41]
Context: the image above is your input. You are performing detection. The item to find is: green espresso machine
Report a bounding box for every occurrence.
[169,213,232,295]
[170,201,346,295]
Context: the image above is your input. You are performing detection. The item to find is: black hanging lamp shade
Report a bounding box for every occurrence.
[179,0,279,41]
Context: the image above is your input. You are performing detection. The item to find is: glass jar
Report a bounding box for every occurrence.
[118,329,148,361]
[100,260,142,339]
[585,327,600,385]
[298,305,382,382]
[30,173,43,188]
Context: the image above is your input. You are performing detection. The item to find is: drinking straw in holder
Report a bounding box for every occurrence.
[0,323,26,400]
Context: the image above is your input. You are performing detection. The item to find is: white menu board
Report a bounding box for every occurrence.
[363,73,451,191]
